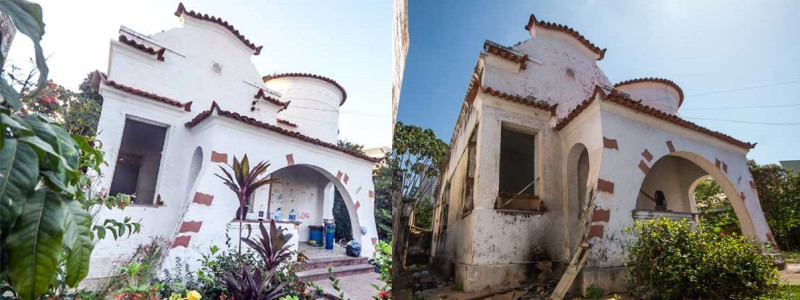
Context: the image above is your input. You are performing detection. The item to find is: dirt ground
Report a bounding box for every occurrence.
[781,263,800,285]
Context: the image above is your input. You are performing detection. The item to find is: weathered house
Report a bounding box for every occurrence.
[86,3,380,282]
[430,13,778,293]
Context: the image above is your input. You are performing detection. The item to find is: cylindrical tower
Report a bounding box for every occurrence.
[614,78,684,115]
[263,73,347,144]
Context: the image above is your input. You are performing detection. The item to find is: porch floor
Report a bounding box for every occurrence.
[299,241,349,259]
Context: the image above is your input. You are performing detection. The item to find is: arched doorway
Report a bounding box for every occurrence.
[247,164,362,254]
[566,143,590,256]
[185,146,203,198]
[633,153,757,237]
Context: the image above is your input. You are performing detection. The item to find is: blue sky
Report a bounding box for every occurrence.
[7,1,391,148]
[397,0,800,164]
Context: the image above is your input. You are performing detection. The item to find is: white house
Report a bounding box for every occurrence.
[430,13,780,293]
[86,3,380,282]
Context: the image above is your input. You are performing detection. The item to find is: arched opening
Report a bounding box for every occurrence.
[566,143,590,256]
[185,146,203,199]
[634,153,756,237]
[247,164,362,257]
[690,176,741,235]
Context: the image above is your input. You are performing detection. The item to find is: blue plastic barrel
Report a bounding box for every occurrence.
[325,224,336,250]
[308,225,324,247]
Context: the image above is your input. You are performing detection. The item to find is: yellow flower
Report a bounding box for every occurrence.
[187,291,202,300]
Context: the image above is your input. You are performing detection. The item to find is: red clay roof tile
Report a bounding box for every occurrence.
[263,73,347,105]
[484,40,527,70]
[614,77,685,107]
[174,3,263,55]
[556,86,755,149]
[118,35,165,61]
[277,119,297,127]
[101,74,191,111]
[524,13,606,60]
[186,102,379,162]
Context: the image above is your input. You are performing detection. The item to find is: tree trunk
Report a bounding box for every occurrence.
[391,167,404,276]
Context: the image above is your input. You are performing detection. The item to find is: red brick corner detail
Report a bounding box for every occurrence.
[193,192,214,206]
[371,237,378,245]
[597,179,615,194]
[354,201,361,210]
[211,151,228,163]
[592,209,611,223]
[179,221,203,233]
[750,180,756,190]
[588,225,605,239]
[666,140,676,153]
[603,137,619,150]
[343,174,349,184]
[368,190,375,198]
[638,160,650,175]
[641,149,653,162]
[172,235,191,248]
[286,154,294,166]
[722,162,728,173]
[336,171,343,180]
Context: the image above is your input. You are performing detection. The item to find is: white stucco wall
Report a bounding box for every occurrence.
[433,17,773,294]
[86,11,379,283]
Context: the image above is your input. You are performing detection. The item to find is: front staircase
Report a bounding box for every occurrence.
[296,255,375,281]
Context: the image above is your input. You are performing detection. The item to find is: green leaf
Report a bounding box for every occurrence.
[62,200,93,287]
[6,189,66,300]
[0,0,48,109]
[93,225,106,240]
[0,137,39,235]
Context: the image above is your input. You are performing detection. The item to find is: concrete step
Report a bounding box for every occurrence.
[301,256,369,271]
[296,263,375,281]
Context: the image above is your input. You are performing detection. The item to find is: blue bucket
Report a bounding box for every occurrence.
[325,224,336,250]
[308,225,324,247]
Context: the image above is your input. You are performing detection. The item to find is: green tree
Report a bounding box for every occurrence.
[373,154,392,240]
[750,160,800,250]
[694,178,740,234]
[412,196,433,230]
[391,121,447,271]
[337,139,365,155]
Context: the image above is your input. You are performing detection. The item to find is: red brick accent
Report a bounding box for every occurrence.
[179,221,202,233]
[641,149,653,162]
[666,140,676,153]
[211,151,228,163]
[722,162,728,173]
[337,171,343,180]
[369,190,375,198]
[603,137,618,150]
[597,179,614,194]
[588,225,604,239]
[172,235,191,248]
[371,237,378,245]
[285,154,294,166]
[715,158,721,169]
[193,192,214,206]
[638,160,650,175]
[750,180,756,189]
[740,192,746,201]
[343,174,349,184]
[354,201,360,210]
[592,209,610,222]
[767,232,776,243]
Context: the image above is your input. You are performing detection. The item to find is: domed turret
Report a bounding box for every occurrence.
[263,73,346,143]
[614,78,684,115]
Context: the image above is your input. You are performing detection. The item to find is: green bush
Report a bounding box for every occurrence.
[625,217,781,299]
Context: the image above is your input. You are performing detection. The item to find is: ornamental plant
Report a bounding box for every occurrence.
[625,217,781,299]
[371,240,392,299]
[215,155,277,256]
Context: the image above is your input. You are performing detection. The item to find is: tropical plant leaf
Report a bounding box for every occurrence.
[6,189,66,300]
[0,0,48,110]
[19,114,78,173]
[0,137,38,235]
[62,200,93,287]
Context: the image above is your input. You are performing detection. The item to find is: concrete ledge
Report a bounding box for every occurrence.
[581,265,627,294]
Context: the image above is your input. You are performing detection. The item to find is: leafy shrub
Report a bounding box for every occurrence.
[584,284,604,300]
[371,240,392,299]
[626,217,781,299]
[220,220,293,299]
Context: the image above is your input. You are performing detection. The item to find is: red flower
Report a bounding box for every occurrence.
[379,291,391,299]
[719,232,725,237]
